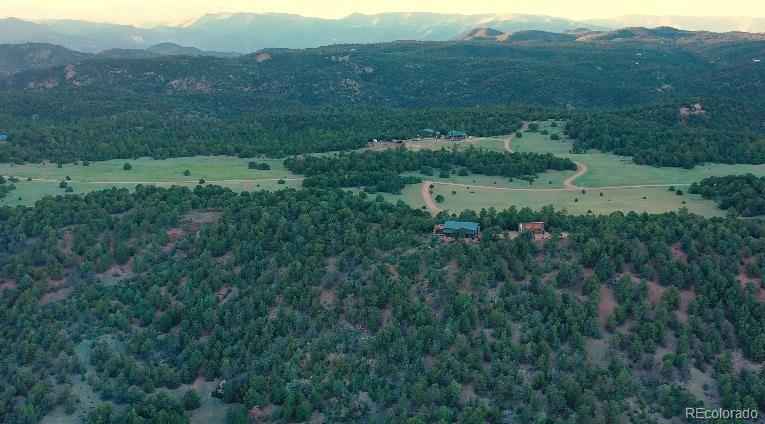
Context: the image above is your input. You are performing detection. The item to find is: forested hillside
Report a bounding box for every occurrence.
[0,40,747,108]
[2,186,765,422]
[565,98,765,167]
[0,38,764,166]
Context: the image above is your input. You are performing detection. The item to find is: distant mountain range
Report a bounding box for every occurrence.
[0,13,603,53]
[3,23,765,77]
[2,12,765,54]
[457,26,765,44]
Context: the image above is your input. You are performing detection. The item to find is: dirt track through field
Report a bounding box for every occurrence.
[429,180,691,193]
[564,162,588,189]
[503,121,531,153]
[41,178,306,185]
[421,182,442,214]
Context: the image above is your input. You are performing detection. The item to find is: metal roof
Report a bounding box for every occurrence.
[443,221,479,232]
[448,130,467,136]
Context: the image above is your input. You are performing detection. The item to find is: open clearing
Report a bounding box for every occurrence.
[389,120,765,217]
[3,121,765,217]
[0,156,302,206]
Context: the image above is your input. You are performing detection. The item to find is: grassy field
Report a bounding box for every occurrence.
[0,156,302,207]
[384,120,765,217]
[3,122,765,217]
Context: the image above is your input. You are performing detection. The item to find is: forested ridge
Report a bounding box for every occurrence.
[565,98,765,168]
[690,174,765,217]
[1,39,765,166]
[285,147,576,193]
[3,186,765,422]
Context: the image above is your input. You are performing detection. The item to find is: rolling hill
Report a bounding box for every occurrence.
[2,36,764,110]
[0,42,238,76]
[0,43,90,76]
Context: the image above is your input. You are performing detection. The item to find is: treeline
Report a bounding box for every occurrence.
[689,174,765,216]
[0,105,537,163]
[285,146,577,193]
[566,98,765,168]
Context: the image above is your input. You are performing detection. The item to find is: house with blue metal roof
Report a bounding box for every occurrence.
[0,134,8,143]
[434,220,480,239]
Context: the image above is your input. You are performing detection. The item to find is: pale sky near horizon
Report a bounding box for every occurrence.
[1,0,764,26]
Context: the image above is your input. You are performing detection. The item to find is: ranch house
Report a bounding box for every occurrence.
[447,130,468,140]
[434,220,481,239]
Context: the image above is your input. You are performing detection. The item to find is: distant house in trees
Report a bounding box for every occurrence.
[519,221,545,235]
[447,130,468,140]
[423,128,436,138]
[434,220,481,240]
[0,134,8,144]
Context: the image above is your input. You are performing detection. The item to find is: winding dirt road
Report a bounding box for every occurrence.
[563,162,588,189]
[421,182,442,214]
[502,121,531,153]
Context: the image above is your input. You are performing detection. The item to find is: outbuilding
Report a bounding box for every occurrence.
[519,222,545,235]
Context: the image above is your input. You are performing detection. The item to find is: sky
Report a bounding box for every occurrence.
[0,0,764,25]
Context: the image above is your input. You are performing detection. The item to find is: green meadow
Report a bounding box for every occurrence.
[2,121,764,217]
[389,120,765,217]
[0,156,302,207]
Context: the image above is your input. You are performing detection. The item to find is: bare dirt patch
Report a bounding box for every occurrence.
[0,279,18,291]
[38,287,72,307]
[185,209,223,224]
[57,231,75,253]
[645,280,666,306]
[380,307,392,328]
[732,350,763,373]
[255,52,272,63]
[677,289,696,323]
[598,285,618,326]
[320,287,337,309]
[670,243,688,263]
[586,336,611,364]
